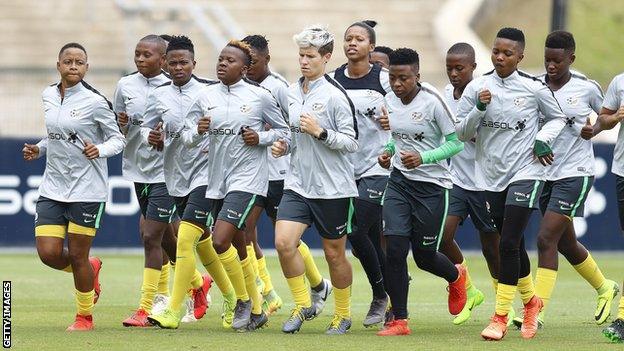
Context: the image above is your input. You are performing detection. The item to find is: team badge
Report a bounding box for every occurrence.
[240,105,252,113]
[514,97,526,107]
[312,103,324,111]
[69,109,82,118]
[411,111,424,121]
[566,96,579,106]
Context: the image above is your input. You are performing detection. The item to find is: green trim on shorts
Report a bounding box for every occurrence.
[169,204,177,224]
[206,212,214,228]
[380,183,388,206]
[94,203,105,229]
[346,198,355,234]
[435,189,450,251]
[570,176,590,217]
[141,184,150,198]
[238,195,257,228]
[528,180,541,208]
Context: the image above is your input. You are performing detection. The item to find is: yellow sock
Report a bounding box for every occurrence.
[492,278,498,293]
[573,254,606,290]
[535,268,557,312]
[460,260,473,291]
[62,264,72,273]
[75,289,95,316]
[218,245,248,301]
[139,268,161,312]
[618,296,624,320]
[157,262,170,296]
[242,255,263,314]
[334,285,351,318]
[517,273,535,305]
[495,283,516,316]
[257,256,274,294]
[246,245,260,277]
[286,274,311,308]
[196,236,234,296]
[169,221,203,311]
[298,241,322,288]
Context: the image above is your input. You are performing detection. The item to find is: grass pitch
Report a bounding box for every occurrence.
[3,252,623,350]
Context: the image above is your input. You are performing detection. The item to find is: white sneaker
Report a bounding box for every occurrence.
[311,278,333,317]
[181,297,197,323]
[152,294,170,316]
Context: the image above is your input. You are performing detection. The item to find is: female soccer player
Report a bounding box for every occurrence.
[332,20,391,327]
[22,42,125,331]
[272,25,357,335]
[369,46,392,69]
[375,48,467,336]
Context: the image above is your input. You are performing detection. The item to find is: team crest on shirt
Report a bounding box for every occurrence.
[566,96,579,106]
[312,103,324,112]
[411,111,424,121]
[240,105,252,113]
[69,109,82,118]
[514,97,526,107]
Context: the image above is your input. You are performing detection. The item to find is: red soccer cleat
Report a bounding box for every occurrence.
[377,319,411,336]
[89,257,102,304]
[448,264,467,315]
[481,313,508,341]
[521,295,544,339]
[122,309,151,327]
[66,314,94,331]
[192,274,213,319]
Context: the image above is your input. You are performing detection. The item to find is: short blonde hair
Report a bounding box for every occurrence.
[226,39,252,65]
[293,25,334,55]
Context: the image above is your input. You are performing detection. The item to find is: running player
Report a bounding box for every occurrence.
[513,30,619,330]
[198,40,289,331]
[375,48,467,336]
[22,42,125,331]
[369,46,392,69]
[332,20,391,327]
[441,42,500,325]
[455,27,567,340]
[140,36,236,330]
[272,25,357,335]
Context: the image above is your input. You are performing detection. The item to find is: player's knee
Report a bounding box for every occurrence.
[274,235,296,256]
[481,244,498,263]
[67,248,88,265]
[211,236,230,254]
[323,246,346,266]
[537,234,556,253]
[37,249,60,267]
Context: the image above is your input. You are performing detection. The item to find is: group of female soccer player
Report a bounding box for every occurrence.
[21,20,624,343]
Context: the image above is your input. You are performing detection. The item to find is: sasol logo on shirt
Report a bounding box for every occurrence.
[362,107,377,119]
[47,133,69,141]
[566,117,576,127]
[290,126,303,134]
[166,131,181,139]
[391,131,425,141]
[208,128,238,136]
[130,118,143,126]
[481,119,527,131]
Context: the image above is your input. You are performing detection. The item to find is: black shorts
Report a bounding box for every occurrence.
[382,170,449,251]
[356,175,388,206]
[35,196,105,237]
[134,182,177,223]
[616,175,624,231]
[174,185,213,227]
[254,180,284,221]
[448,185,497,233]
[276,189,355,240]
[539,176,594,217]
[211,191,259,230]
[485,180,545,224]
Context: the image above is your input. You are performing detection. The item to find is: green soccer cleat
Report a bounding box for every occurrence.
[221,293,236,329]
[262,289,283,315]
[603,318,624,343]
[453,288,485,325]
[595,280,619,325]
[147,308,182,329]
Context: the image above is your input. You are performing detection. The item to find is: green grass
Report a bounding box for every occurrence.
[3,252,623,350]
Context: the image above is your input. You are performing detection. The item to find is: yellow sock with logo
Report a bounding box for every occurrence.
[218,245,248,301]
[334,285,351,318]
[169,221,203,312]
[286,274,311,308]
[196,235,234,296]
[573,254,606,291]
[298,241,323,288]
[535,268,557,312]
[242,255,263,314]
[257,256,273,294]
[495,283,516,316]
[517,273,535,305]
[157,262,170,296]
[139,268,161,313]
[75,289,95,316]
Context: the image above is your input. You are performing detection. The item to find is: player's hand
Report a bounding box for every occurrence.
[537,153,554,166]
[615,106,624,123]
[118,112,129,128]
[400,150,422,169]
[300,113,323,138]
[22,143,39,161]
[241,126,260,146]
[148,122,164,151]
[271,138,287,157]
[377,106,390,131]
[378,151,392,169]
[197,116,211,135]
[580,117,594,140]
[478,89,492,105]
[83,140,99,160]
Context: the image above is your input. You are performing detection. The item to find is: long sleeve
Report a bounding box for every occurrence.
[112,82,129,135]
[35,138,47,158]
[140,91,163,143]
[93,98,126,158]
[258,91,290,146]
[421,132,464,164]
[535,84,567,144]
[455,84,485,141]
[322,94,358,152]
[588,80,605,114]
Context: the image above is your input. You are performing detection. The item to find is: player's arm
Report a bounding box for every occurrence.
[455,82,487,141]
[420,100,463,164]
[258,91,290,146]
[592,78,623,136]
[93,98,126,158]
[112,82,129,135]
[316,94,358,152]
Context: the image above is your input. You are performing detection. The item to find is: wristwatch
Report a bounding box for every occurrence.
[318,128,328,141]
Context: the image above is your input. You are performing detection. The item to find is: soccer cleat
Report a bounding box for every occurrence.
[256,276,266,295]
[246,311,269,332]
[326,315,352,335]
[152,294,170,316]
[148,308,181,329]
[221,294,236,329]
[311,278,333,317]
[262,289,283,315]
[122,309,151,327]
[603,318,624,343]
[363,295,389,327]
[192,274,212,319]
[453,288,485,325]
[596,280,619,325]
[507,307,516,327]
[89,257,102,304]
[383,306,395,326]
[447,264,467,315]
[377,319,410,336]
[66,314,94,331]
[481,314,508,341]
[282,305,316,334]
[512,310,544,330]
[181,297,197,323]
[232,299,252,331]
[520,295,543,339]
